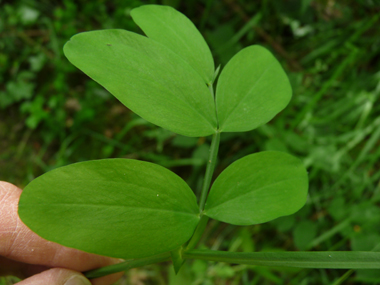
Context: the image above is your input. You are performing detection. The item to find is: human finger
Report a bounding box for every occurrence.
[16,268,91,285]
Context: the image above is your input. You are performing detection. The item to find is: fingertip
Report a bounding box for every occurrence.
[0,181,22,193]
[16,268,91,285]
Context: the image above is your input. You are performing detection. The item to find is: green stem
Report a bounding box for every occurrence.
[84,252,171,279]
[198,131,220,212]
[331,269,354,285]
[183,249,380,269]
[208,81,214,97]
[185,215,210,251]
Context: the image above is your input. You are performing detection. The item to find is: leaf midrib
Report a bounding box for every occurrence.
[206,177,304,211]
[27,202,199,217]
[218,61,277,129]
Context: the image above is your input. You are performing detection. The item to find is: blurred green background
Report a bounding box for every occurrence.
[1,0,380,284]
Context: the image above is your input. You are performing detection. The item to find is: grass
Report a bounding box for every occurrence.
[1,0,380,284]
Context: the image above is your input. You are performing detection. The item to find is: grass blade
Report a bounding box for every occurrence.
[184,250,380,269]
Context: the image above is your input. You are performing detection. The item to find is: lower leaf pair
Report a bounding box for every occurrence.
[18,150,308,260]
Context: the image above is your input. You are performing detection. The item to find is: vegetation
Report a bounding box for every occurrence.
[1,0,380,284]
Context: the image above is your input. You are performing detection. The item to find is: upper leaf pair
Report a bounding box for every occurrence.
[63,5,292,137]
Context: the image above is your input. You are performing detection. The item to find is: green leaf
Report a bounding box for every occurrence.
[216,46,292,132]
[63,29,217,137]
[131,5,214,83]
[184,249,380,269]
[204,151,308,225]
[18,159,200,259]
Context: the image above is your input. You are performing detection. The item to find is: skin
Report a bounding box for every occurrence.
[0,181,124,285]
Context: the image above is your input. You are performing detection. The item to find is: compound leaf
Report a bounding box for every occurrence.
[204,151,308,225]
[131,5,214,83]
[18,159,200,259]
[64,29,217,137]
[216,46,292,133]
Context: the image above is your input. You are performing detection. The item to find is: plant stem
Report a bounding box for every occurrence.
[185,215,210,251]
[84,252,171,279]
[331,269,354,285]
[198,130,220,212]
[183,249,380,269]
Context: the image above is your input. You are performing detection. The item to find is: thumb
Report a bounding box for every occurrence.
[16,268,91,285]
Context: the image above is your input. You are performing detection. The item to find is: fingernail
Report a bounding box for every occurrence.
[65,275,92,285]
